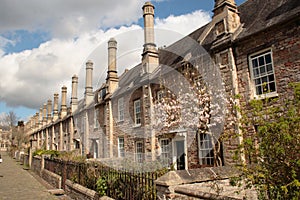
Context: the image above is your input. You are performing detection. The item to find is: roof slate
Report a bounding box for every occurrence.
[237,0,300,40]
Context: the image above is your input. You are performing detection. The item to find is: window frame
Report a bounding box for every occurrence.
[160,138,171,165]
[118,136,125,158]
[157,90,164,102]
[198,132,214,166]
[135,141,143,163]
[94,109,99,129]
[249,49,278,99]
[133,99,141,126]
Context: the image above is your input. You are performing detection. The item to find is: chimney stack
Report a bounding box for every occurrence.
[213,0,240,34]
[43,103,47,126]
[53,93,59,121]
[107,38,119,94]
[60,86,67,118]
[71,75,78,112]
[39,108,43,128]
[142,2,159,73]
[47,99,52,123]
[85,60,94,106]
[35,112,39,129]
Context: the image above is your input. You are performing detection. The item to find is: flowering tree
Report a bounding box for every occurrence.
[153,63,225,167]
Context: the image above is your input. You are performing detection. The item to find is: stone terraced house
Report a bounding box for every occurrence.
[25,0,300,172]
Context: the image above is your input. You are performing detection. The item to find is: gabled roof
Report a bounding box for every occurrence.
[237,0,300,40]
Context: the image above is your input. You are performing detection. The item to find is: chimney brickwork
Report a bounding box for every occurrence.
[60,86,67,118]
[47,99,52,124]
[71,75,79,112]
[142,2,159,74]
[85,60,94,106]
[107,38,119,94]
[53,93,59,121]
[213,0,240,36]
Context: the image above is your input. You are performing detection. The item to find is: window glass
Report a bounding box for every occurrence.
[134,99,141,125]
[250,50,276,96]
[118,137,125,157]
[198,133,214,166]
[160,139,171,166]
[136,141,143,163]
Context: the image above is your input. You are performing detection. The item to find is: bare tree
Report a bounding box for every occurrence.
[0,111,28,149]
[6,111,18,127]
[0,111,19,128]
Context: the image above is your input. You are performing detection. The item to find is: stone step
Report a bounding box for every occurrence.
[48,189,65,196]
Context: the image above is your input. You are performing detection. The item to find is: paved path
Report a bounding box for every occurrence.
[0,152,64,200]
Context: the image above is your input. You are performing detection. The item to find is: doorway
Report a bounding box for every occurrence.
[173,136,187,170]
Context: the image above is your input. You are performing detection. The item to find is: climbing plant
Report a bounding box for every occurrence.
[232,83,300,199]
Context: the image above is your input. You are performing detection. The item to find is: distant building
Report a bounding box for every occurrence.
[25,0,300,171]
[0,127,11,151]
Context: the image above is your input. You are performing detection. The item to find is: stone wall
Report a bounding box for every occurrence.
[65,179,99,200]
[235,18,300,102]
[155,166,257,200]
[31,156,42,175]
[41,169,62,189]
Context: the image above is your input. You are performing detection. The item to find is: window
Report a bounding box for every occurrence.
[118,137,125,158]
[94,110,99,128]
[118,97,124,122]
[136,141,143,163]
[134,99,141,125]
[160,139,171,165]
[198,133,214,166]
[157,90,164,102]
[215,20,226,36]
[249,50,276,96]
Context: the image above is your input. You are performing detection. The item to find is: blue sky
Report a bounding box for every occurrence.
[0,0,246,122]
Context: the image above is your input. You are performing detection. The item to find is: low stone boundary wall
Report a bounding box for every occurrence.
[65,179,100,200]
[41,169,62,189]
[24,155,113,200]
[155,166,257,200]
[31,156,42,175]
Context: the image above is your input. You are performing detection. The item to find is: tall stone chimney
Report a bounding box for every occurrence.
[142,1,159,74]
[85,60,94,106]
[53,93,59,121]
[35,112,39,130]
[43,103,47,126]
[39,108,43,128]
[213,0,240,35]
[47,99,52,124]
[107,38,119,94]
[60,86,67,118]
[71,75,78,112]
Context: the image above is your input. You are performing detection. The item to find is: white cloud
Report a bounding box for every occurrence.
[0,0,146,38]
[0,8,211,118]
[155,10,211,36]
